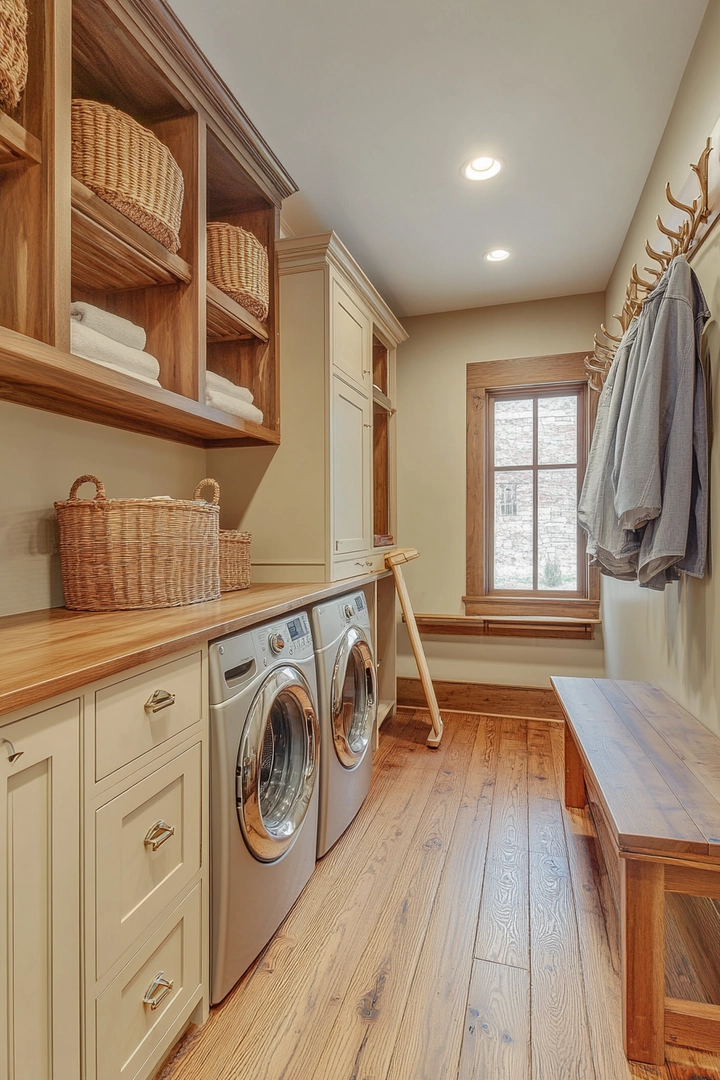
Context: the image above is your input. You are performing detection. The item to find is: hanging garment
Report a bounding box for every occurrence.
[611,256,710,585]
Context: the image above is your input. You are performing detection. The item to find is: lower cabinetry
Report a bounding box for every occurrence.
[0,646,209,1080]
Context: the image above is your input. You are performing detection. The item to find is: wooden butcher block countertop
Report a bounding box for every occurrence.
[0,575,387,717]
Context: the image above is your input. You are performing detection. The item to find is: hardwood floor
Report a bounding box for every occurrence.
[157,710,720,1080]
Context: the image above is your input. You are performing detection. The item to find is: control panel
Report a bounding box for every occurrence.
[209,610,314,703]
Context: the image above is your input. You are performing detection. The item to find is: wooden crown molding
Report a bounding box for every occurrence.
[276,232,408,345]
[124,0,298,203]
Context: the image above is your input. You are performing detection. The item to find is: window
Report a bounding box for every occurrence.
[465,352,599,629]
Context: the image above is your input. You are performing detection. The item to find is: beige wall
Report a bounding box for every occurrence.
[0,401,206,616]
[601,0,720,734]
[396,291,606,688]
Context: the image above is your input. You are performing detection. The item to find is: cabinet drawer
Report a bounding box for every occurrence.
[95,743,202,978]
[95,884,202,1080]
[95,652,202,780]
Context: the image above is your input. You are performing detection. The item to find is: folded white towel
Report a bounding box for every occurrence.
[206,388,264,425]
[70,301,147,351]
[79,355,162,387]
[71,322,161,382]
[206,370,254,403]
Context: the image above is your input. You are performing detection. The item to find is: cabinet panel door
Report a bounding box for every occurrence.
[332,278,371,392]
[332,376,371,556]
[0,700,81,1080]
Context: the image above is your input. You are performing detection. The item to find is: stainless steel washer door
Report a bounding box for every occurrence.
[331,627,377,769]
[237,666,319,862]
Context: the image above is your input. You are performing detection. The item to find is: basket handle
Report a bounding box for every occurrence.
[68,475,107,501]
[193,478,220,505]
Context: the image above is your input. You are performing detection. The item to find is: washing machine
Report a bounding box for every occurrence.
[209,610,320,1003]
[312,589,377,858]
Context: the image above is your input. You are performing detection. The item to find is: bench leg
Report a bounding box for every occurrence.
[564,724,586,808]
[622,858,665,1065]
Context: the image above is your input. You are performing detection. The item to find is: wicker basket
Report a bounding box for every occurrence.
[0,0,28,112]
[55,475,220,611]
[220,530,251,592]
[71,99,184,253]
[207,222,269,321]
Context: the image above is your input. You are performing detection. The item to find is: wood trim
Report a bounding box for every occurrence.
[0,112,42,165]
[396,677,564,721]
[665,998,720,1052]
[466,352,598,610]
[665,863,720,900]
[414,612,598,640]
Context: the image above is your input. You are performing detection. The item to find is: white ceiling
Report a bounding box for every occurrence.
[169,0,709,317]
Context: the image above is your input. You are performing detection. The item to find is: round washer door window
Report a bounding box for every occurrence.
[237,666,319,862]
[331,626,377,769]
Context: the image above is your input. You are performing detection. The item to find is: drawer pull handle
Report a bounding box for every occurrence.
[0,738,23,764]
[144,690,176,714]
[142,971,174,1011]
[144,820,175,851]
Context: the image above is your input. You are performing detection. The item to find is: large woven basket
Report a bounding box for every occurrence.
[71,99,184,253]
[207,222,269,321]
[0,0,28,112]
[55,475,220,611]
[220,530,251,592]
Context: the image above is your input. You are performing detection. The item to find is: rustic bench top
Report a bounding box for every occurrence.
[551,677,720,860]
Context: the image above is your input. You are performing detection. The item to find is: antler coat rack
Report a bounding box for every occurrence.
[586,138,713,392]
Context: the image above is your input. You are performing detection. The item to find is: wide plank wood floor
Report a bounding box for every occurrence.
[157,710,720,1080]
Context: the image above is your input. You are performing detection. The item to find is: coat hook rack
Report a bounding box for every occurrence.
[586,138,713,392]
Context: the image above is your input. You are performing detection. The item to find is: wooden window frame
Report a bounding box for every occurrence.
[465,352,600,630]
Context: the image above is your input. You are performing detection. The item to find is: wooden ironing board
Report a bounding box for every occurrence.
[384,548,443,747]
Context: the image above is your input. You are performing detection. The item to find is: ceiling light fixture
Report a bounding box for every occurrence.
[485,248,510,262]
[462,156,502,181]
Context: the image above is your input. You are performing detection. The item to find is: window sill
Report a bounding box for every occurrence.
[412,612,600,641]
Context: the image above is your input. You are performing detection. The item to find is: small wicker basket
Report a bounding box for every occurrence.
[71,99,185,253]
[0,0,28,112]
[207,222,269,321]
[220,530,251,592]
[55,475,220,611]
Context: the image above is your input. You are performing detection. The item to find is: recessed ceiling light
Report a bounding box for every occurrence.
[462,156,502,181]
[485,248,510,262]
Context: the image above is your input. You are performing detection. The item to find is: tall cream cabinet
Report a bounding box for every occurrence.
[210,232,407,583]
[0,646,209,1080]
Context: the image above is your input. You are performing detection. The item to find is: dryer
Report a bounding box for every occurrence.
[209,611,319,1003]
[312,590,377,858]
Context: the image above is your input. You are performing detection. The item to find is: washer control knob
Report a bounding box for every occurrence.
[344,604,355,620]
[268,631,286,654]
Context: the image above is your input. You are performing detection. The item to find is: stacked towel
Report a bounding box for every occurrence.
[205,370,263,425]
[71,302,147,351]
[70,320,161,388]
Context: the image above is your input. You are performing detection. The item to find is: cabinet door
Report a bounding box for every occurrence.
[332,277,371,392]
[0,700,81,1080]
[332,375,372,556]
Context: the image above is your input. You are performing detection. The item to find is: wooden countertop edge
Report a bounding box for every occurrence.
[0,573,389,718]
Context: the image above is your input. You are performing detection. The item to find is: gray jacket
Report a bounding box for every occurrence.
[612,256,709,583]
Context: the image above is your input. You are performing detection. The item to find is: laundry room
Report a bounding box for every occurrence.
[1,0,720,1077]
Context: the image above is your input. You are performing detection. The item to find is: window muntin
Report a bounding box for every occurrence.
[488,388,585,596]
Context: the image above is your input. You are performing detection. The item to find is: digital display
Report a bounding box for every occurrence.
[355,594,365,612]
[287,617,305,640]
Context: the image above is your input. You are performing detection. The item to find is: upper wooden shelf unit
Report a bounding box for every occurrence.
[0,0,295,447]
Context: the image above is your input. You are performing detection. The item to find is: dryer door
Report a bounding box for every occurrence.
[331,626,377,769]
[237,666,319,863]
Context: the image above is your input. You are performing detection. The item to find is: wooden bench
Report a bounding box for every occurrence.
[552,676,720,1066]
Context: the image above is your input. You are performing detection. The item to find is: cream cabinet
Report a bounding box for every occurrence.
[0,699,81,1080]
[209,231,407,583]
[0,646,209,1080]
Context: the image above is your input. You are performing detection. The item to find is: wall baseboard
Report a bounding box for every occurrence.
[396,677,564,722]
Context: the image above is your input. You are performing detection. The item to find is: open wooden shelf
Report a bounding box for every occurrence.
[0,112,42,166]
[206,281,269,343]
[71,178,192,292]
[0,324,280,448]
[373,385,393,413]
